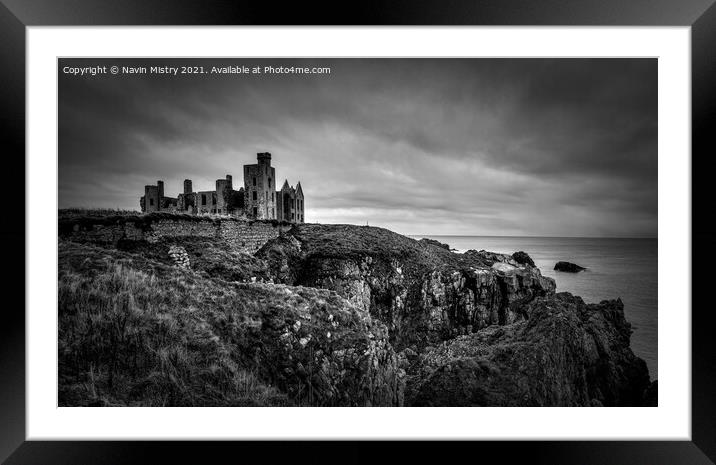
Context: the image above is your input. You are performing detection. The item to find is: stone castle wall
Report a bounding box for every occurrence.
[60,214,292,254]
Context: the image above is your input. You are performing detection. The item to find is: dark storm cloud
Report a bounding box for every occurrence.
[58,58,657,237]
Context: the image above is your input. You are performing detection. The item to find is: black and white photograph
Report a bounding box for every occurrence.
[57,57,658,407]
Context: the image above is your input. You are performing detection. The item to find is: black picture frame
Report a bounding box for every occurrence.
[1,1,713,464]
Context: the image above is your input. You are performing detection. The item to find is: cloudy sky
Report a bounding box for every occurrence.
[59,58,657,237]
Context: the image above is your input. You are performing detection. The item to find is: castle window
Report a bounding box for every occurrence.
[149,198,154,206]
[253,207,257,217]
[271,208,274,217]
[272,192,274,202]
[268,178,272,188]
[201,194,207,206]
[253,177,256,187]
[252,191,257,201]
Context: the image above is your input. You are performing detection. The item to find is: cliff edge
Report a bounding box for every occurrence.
[58,214,653,406]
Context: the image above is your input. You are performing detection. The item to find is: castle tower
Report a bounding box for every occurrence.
[296,181,305,223]
[215,174,234,214]
[244,152,277,220]
[277,179,290,222]
[142,180,163,212]
[183,179,193,194]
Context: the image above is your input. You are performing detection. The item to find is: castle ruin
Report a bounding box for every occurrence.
[140,152,305,223]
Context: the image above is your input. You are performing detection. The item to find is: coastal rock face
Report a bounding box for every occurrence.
[244,283,405,406]
[58,241,404,407]
[58,214,654,407]
[257,224,556,348]
[554,261,586,272]
[406,293,651,406]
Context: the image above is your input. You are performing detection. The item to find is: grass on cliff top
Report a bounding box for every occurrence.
[289,223,491,272]
[116,236,271,283]
[58,240,376,406]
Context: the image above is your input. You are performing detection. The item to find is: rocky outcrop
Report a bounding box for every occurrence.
[465,249,519,266]
[554,261,586,272]
[406,293,651,406]
[419,238,451,251]
[235,283,405,406]
[257,224,555,348]
[512,251,535,267]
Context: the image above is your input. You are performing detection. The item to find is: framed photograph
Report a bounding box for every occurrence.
[3,0,714,463]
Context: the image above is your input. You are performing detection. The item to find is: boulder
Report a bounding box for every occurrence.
[554,261,586,272]
[406,292,652,406]
[512,251,535,267]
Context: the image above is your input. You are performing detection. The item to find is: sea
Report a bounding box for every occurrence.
[413,236,658,380]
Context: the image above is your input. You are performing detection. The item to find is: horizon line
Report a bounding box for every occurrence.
[407,234,658,240]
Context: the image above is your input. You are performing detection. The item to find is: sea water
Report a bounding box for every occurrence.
[413,236,658,380]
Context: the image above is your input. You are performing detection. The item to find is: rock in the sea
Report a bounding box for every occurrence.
[406,292,651,406]
[512,251,535,267]
[554,261,586,272]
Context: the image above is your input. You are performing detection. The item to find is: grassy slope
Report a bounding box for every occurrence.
[116,236,271,283]
[287,223,494,275]
[58,240,388,406]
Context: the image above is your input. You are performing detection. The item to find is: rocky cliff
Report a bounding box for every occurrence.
[406,293,651,406]
[58,241,403,406]
[256,224,556,349]
[59,214,653,407]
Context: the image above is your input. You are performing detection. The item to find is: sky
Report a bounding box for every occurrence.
[58,58,657,237]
